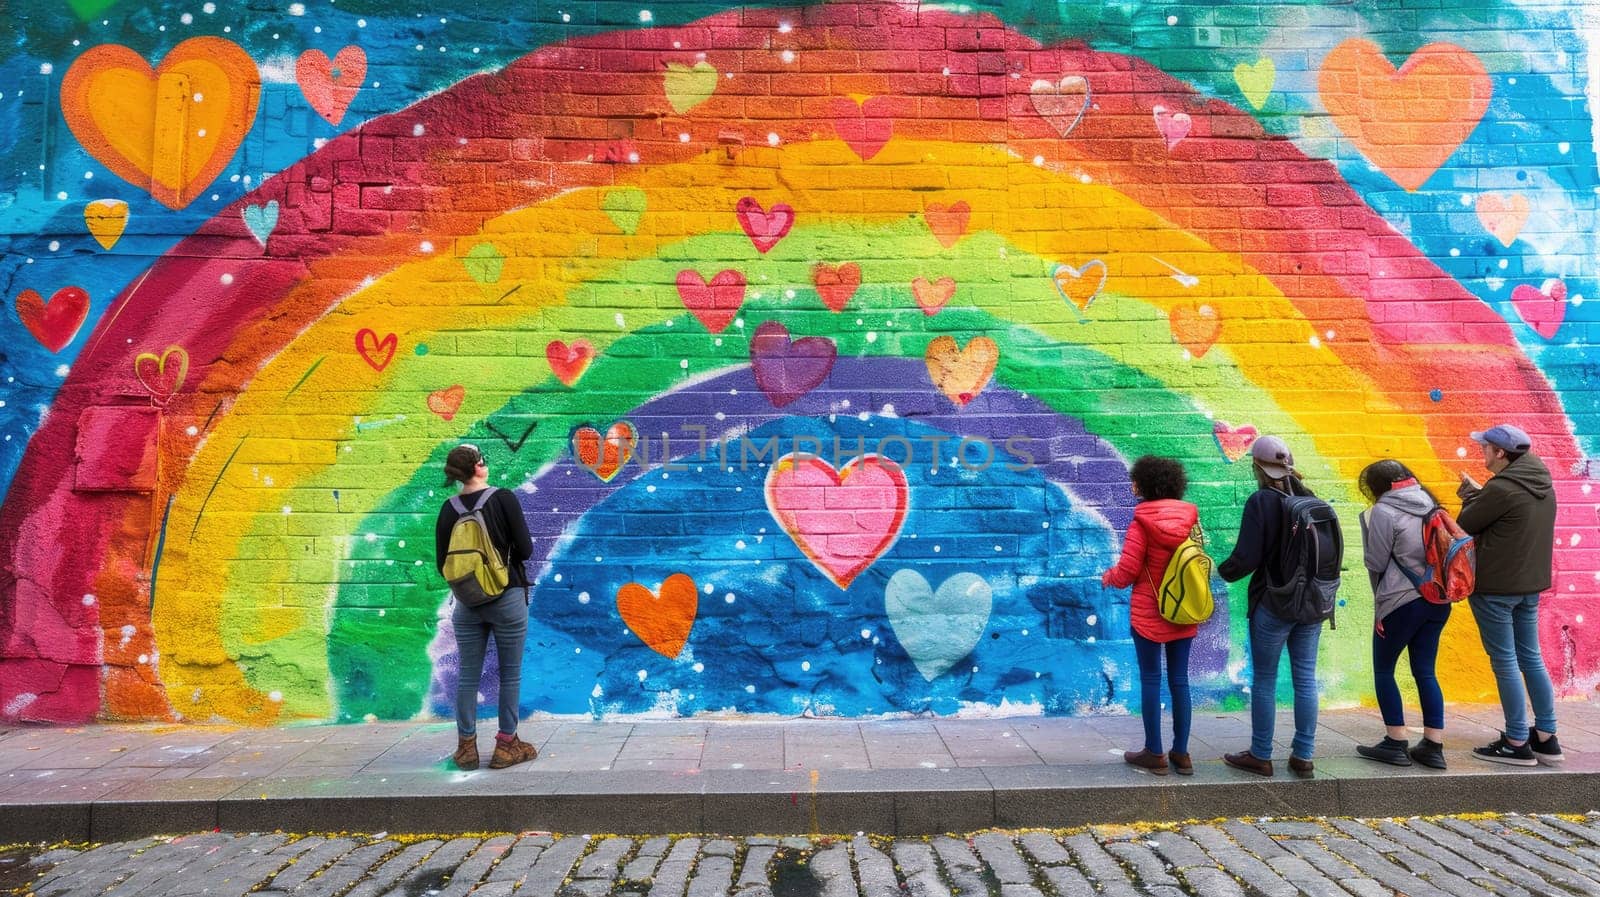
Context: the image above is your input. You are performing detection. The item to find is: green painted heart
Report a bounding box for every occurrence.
[463,242,504,285]
[663,61,717,114]
[602,188,647,235]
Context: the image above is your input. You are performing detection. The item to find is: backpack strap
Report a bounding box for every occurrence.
[448,495,469,515]
[1385,506,1439,589]
[471,486,498,513]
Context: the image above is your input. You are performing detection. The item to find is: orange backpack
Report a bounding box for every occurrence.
[1393,507,1476,604]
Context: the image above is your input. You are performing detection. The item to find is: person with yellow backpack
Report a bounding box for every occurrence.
[435,443,538,771]
[1101,456,1213,777]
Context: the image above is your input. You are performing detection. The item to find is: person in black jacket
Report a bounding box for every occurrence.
[1216,435,1320,779]
[435,443,537,771]
[1456,424,1561,767]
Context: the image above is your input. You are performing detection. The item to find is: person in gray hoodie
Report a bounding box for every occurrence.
[1356,461,1450,769]
[1456,424,1561,767]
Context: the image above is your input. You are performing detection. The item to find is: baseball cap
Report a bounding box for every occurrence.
[1470,424,1532,453]
[1249,435,1294,479]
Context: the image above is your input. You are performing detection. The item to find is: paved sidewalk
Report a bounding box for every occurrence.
[5,702,1600,842]
[19,814,1600,897]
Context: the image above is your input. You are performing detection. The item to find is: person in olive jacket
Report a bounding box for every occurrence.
[1455,424,1560,767]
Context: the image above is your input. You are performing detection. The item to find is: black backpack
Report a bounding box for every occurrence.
[1261,493,1343,626]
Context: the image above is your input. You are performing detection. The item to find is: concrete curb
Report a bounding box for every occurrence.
[9,757,1600,841]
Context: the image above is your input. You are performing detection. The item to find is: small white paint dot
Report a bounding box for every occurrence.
[1449,248,1460,257]
[781,49,795,63]
[181,12,193,24]
[420,241,434,253]
[1457,446,1469,458]
[801,661,811,672]
[48,240,59,251]
[413,123,425,137]
[1309,335,1322,348]
[639,9,652,21]
[725,592,736,604]
[1166,14,1178,24]
[40,63,53,75]
[82,594,96,606]
[637,669,648,681]
[56,191,68,200]
[1560,142,1571,154]
[1033,155,1044,166]
[186,426,199,436]
[203,1,215,10]
[220,273,234,285]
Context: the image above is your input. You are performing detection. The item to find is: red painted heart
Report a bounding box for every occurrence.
[924,201,970,249]
[676,269,746,334]
[812,262,861,313]
[427,385,465,421]
[546,339,594,386]
[15,286,90,353]
[297,46,367,126]
[831,96,894,161]
[1212,420,1259,463]
[355,328,398,371]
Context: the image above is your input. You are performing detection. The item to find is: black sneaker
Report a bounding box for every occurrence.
[1529,731,1564,765]
[1409,737,1447,770]
[1472,733,1537,767]
[1357,736,1412,766]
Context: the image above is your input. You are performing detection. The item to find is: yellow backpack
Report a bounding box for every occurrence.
[441,488,510,606]
[1146,524,1215,625]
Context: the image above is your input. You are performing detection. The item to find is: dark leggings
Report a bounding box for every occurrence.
[1373,598,1451,729]
[1133,631,1193,755]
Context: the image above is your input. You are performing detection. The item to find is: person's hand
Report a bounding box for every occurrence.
[1458,470,1482,491]
[1100,570,1113,587]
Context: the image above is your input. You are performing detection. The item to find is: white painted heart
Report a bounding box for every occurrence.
[1029,76,1090,138]
[884,570,993,682]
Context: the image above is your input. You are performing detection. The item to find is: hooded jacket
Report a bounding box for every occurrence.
[1455,452,1557,594]
[1360,483,1433,623]
[1102,498,1201,643]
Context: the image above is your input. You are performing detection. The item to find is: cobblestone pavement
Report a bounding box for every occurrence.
[15,813,1600,897]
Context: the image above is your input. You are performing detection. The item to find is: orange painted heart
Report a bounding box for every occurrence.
[16,286,90,353]
[925,335,998,406]
[616,573,698,659]
[1169,304,1221,359]
[924,201,970,249]
[573,421,637,482]
[355,328,398,371]
[911,276,956,316]
[1050,260,1107,316]
[813,262,861,312]
[60,37,261,209]
[546,339,594,386]
[133,345,189,403]
[427,385,465,421]
[1476,193,1530,248]
[1318,39,1491,192]
[1212,420,1258,463]
[297,45,366,126]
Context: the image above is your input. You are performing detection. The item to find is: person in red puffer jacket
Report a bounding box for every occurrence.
[1101,456,1200,777]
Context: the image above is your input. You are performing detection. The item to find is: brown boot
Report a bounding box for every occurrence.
[453,737,479,771]
[1123,749,1169,776]
[1287,756,1315,778]
[1169,752,1193,776]
[1224,750,1273,777]
[489,735,537,769]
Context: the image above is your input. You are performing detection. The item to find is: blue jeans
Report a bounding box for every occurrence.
[1249,609,1321,760]
[453,587,528,738]
[1133,632,1193,755]
[1373,599,1450,729]
[1469,592,1557,741]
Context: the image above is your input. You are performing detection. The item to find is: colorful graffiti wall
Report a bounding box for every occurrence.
[2,0,1599,725]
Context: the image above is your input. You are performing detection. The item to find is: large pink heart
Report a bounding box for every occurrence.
[1512,279,1567,340]
[1212,420,1258,463]
[765,454,909,589]
[297,46,366,126]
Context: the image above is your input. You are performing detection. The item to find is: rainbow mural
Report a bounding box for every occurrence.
[2,0,1599,724]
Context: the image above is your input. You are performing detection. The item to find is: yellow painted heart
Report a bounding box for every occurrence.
[1233,58,1275,110]
[134,345,190,403]
[663,60,717,114]
[60,37,261,209]
[84,199,129,250]
[1050,260,1108,316]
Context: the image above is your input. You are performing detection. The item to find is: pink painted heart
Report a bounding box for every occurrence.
[1512,279,1567,340]
[736,197,794,253]
[296,46,366,126]
[1477,193,1530,247]
[750,320,836,408]
[546,339,594,386]
[1212,420,1259,463]
[1152,104,1192,150]
[831,96,893,161]
[676,269,746,334]
[1029,75,1090,137]
[765,453,909,589]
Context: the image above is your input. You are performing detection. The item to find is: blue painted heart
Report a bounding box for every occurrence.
[242,200,280,248]
[884,570,993,682]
